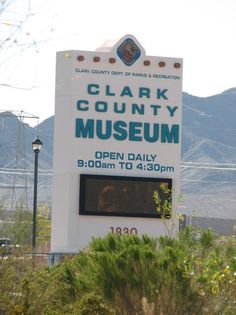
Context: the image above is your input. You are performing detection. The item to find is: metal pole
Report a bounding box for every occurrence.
[32,149,39,250]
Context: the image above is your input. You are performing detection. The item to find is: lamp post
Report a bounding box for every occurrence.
[32,137,43,251]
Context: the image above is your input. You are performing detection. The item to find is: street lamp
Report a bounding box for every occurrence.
[32,137,43,250]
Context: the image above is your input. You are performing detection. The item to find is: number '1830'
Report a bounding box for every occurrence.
[110,226,138,235]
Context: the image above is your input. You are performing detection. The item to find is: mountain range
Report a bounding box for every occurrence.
[0,87,235,219]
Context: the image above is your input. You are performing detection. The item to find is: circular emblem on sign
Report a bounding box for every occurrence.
[117,38,141,66]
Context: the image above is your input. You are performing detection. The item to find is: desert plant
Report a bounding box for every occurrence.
[1,229,236,314]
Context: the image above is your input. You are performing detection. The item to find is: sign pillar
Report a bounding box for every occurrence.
[51,35,183,253]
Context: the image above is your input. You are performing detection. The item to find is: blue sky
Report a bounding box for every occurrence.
[0,0,235,124]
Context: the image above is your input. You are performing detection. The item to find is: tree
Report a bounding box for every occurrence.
[0,0,31,50]
[0,200,32,246]
[0,200,51,250]
[36,204,51,251]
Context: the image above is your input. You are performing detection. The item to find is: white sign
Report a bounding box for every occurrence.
[51,35,183,253]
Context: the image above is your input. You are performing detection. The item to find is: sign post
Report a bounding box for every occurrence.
[51,35,183,254]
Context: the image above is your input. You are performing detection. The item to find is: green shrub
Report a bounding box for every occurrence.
[1,229,236,315]
[76,292,114,315]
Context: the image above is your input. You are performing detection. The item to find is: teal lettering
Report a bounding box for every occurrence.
[150,104,161,115]
[121,86,133,97]
[95,101,108,112]
[139,87,150,98]
[157,89,168,100]
[167,106,178,117]
[75,118,179,144]
[161,124,179,143]
[144,123,159,142]
[77,100,89,111]
[96,120,111,139]
[131,104,145,115]
[87,84,99,95]
[105,85,115,96]
[114,102,126,113]
[113,121,127,140]
[75,118,94,138]
[129,122,142,141]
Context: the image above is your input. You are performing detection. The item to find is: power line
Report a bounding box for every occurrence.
[1,165,236,176]
[182,125,236,132]
[0,109,39,119]
[0,169,52,176]
[181,179,236,184]
[0,83,38,90]
[181,165,236,171]
[181,161,236,166]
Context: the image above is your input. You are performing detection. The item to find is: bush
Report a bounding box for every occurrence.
[0,228,236,314]
[76,292,114,315]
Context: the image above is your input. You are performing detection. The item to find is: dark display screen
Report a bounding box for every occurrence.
[79,174,172,218]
